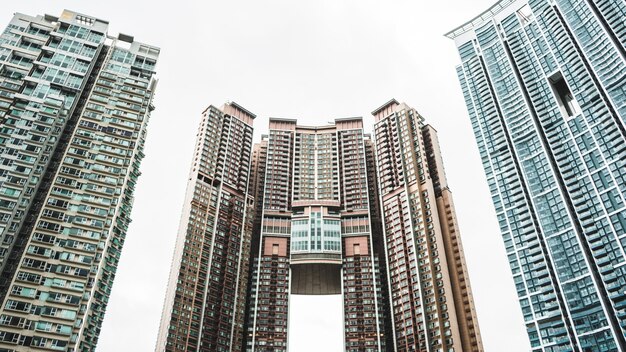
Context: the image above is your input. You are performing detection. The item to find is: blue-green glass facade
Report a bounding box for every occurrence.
[449,0,626,350]
[290,212,341,253]
[0,10,159,351]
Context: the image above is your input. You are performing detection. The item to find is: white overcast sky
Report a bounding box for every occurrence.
[4,1,531,351]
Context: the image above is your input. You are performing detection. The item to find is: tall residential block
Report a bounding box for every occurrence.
[156,103,255,352]
[448,0,626,350]
[0,10,159,351]
[158,100,482,352]
[246,117,390,352]
[373,100,482,352]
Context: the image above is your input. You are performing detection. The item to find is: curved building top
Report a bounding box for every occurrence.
[445,0,525,42]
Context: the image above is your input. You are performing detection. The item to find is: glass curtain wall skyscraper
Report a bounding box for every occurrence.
[158,100,483,352]
[448,0,626,350]
[0,10,159,351]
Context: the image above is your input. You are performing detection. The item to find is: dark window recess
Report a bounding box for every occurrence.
[549,72,580,117]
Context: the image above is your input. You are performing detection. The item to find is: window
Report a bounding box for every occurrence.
[353,243,360,255]
[272,244,279,256]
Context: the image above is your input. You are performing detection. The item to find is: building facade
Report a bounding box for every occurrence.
[156,103,255,352]
[246,117,389,352]
[448,0,626,350]
[158,100,483,352]
[373,100,483,352]
[0,10,159,351]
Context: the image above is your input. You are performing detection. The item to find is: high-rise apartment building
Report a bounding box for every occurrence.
[158,100,483,352]
[0,10,159,351]
[373,100,482,352]
[157,103,255,352]
[246,117,389,351]
[448,0,626,350]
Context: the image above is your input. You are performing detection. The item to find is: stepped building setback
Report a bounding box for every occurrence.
[158,100,483,352]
